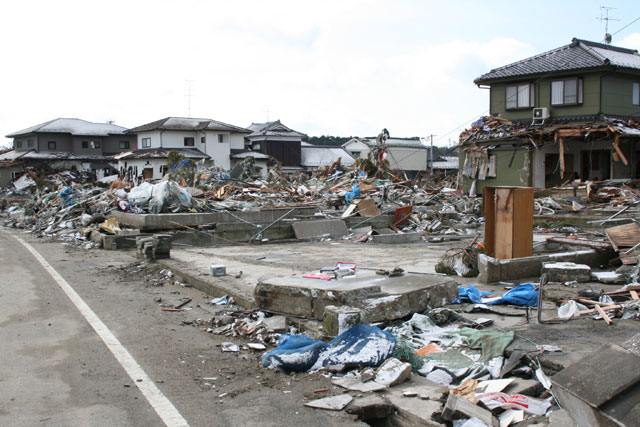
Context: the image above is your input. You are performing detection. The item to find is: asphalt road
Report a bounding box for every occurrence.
[0,229,362,427]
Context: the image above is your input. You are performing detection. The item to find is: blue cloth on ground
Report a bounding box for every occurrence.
[310,324,396,370]
[451,283,538,307]
[262,324,396,372]
[261,334,327,372]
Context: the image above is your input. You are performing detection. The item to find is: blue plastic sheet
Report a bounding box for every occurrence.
[344,184,361,204]
[262,334,327,372]
[262,324,396,372]
[451,283,538,307]
[311,324,396,370]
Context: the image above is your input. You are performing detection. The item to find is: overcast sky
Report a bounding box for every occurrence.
[1,0,640,148]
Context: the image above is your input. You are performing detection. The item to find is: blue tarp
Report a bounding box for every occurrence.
[262,324,396,372]
[451,283,538,307]
[262,334,327,372]
[344,184,361,204]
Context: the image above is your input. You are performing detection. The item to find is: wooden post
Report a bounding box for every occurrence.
[559,137,565,179]
[613,135,628,166]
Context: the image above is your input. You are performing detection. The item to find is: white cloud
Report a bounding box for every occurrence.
[619,32,640,50]
[0,0,533,148]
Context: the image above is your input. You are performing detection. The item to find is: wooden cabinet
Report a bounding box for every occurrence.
[483,187,533,259]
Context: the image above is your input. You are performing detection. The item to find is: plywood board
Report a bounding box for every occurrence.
[356,198,379,217]
[494,188,514,259]
[483,187,496,257]
[512,187,533,258]
[605,222,640,251]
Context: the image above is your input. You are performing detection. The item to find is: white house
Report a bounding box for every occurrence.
[342,137,428,174]
[126,117,251,169]
[114,147,209,181]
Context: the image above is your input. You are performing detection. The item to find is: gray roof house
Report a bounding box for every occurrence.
[120,117,252,179]
[300,143,355,171]
[246,120,308,169]
[342,137,428,175]
[1,118,136,184]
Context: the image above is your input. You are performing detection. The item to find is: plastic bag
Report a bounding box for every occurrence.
[148,181,192,213]
[128,182,154,206]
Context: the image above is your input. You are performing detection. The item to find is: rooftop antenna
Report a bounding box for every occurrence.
[597,6,619,44]
[264,105,270,122]
[185,79,194,117]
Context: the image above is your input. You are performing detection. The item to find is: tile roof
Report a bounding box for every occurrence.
[114,147,209,160]
[126,117,251,134]
[0,149,113,161]
[475,38,640,84]
[246,120,308,138]
[6,118,128,138]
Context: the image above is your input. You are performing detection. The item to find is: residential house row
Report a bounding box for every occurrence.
[1,115,450,186]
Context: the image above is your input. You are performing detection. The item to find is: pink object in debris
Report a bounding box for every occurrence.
[335,262,356,271]
[302,273,333,280]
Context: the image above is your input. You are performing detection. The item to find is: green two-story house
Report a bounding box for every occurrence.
[459,38,640,191]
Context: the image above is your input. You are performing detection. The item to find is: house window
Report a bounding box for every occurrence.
[633,82,640,106]
[27,139,34,148]
[184,137,195,146]
[92,141,101,148]
[11,171,22,180]
[82,141,88,148]
[16,141,22,149]
[551,77,583,106]
[201,136,206,144]
[506,83,534,109]
[119,141,130,149]
[48,141,56,150]
[218,134,225,143]
[350,151,360,158]
[142,137,151,148]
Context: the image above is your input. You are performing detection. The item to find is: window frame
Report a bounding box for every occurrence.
[48,141,56,150]
[184,137,195,147]
[92,141,101,148]
[82,140,88,148]
[218,134,225,143]
[505,82,535,110]
[633,82,640,106]
[201,136,206,144]
[141,137,151,148]
[550,77,583,106]
[16,141,23,149]
[119,141,130,149]
[27,139,34,148]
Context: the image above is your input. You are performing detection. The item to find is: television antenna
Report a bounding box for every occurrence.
[185,79,195,117]
[597,6,619,44]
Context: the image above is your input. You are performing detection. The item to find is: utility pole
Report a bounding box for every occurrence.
[428,134,436,176]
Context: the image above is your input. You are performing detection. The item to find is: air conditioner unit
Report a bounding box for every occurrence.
[533,107,549,120]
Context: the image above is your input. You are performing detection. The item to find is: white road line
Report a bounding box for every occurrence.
[13,235,189,427]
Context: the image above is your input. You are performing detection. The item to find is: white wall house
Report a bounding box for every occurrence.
[126,117,251,170]
[342,137,428,173]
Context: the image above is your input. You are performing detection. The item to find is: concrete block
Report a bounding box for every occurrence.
[499,254,547,281]
[383,377,446,426]
[542,262,591,282]
[375,357,412,387]
[478,253,500,283]
[322,305,362,337]
[254,282,314,318]
[503,377,544,397]
[442,392,499,426]
[371,232,422,244]
[292,219,348,240]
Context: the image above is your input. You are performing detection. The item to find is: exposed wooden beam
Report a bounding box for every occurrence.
[613,134,629,166]
[559,137,565,178]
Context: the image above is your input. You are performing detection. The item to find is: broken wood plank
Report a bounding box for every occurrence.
[175,298,192,309]
[605,222,640,252]
[595,305,613,325]
[613,135,629,166]
[161,308,184,312]
[631,291,639,300]
[578,305,622,315]
[546,236,611,251]
[605,285,640,296]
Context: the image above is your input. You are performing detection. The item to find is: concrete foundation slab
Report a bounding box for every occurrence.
[292,219,348,240]
[254,271,458,321]
[371,232,422,244]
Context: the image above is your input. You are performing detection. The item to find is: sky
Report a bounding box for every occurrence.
[1,0,640,148]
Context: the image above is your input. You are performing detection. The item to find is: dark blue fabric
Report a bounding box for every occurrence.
[315,324,396,369]
[344,184,361,204]
[451,284,492,304]
[261,334,327,372]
